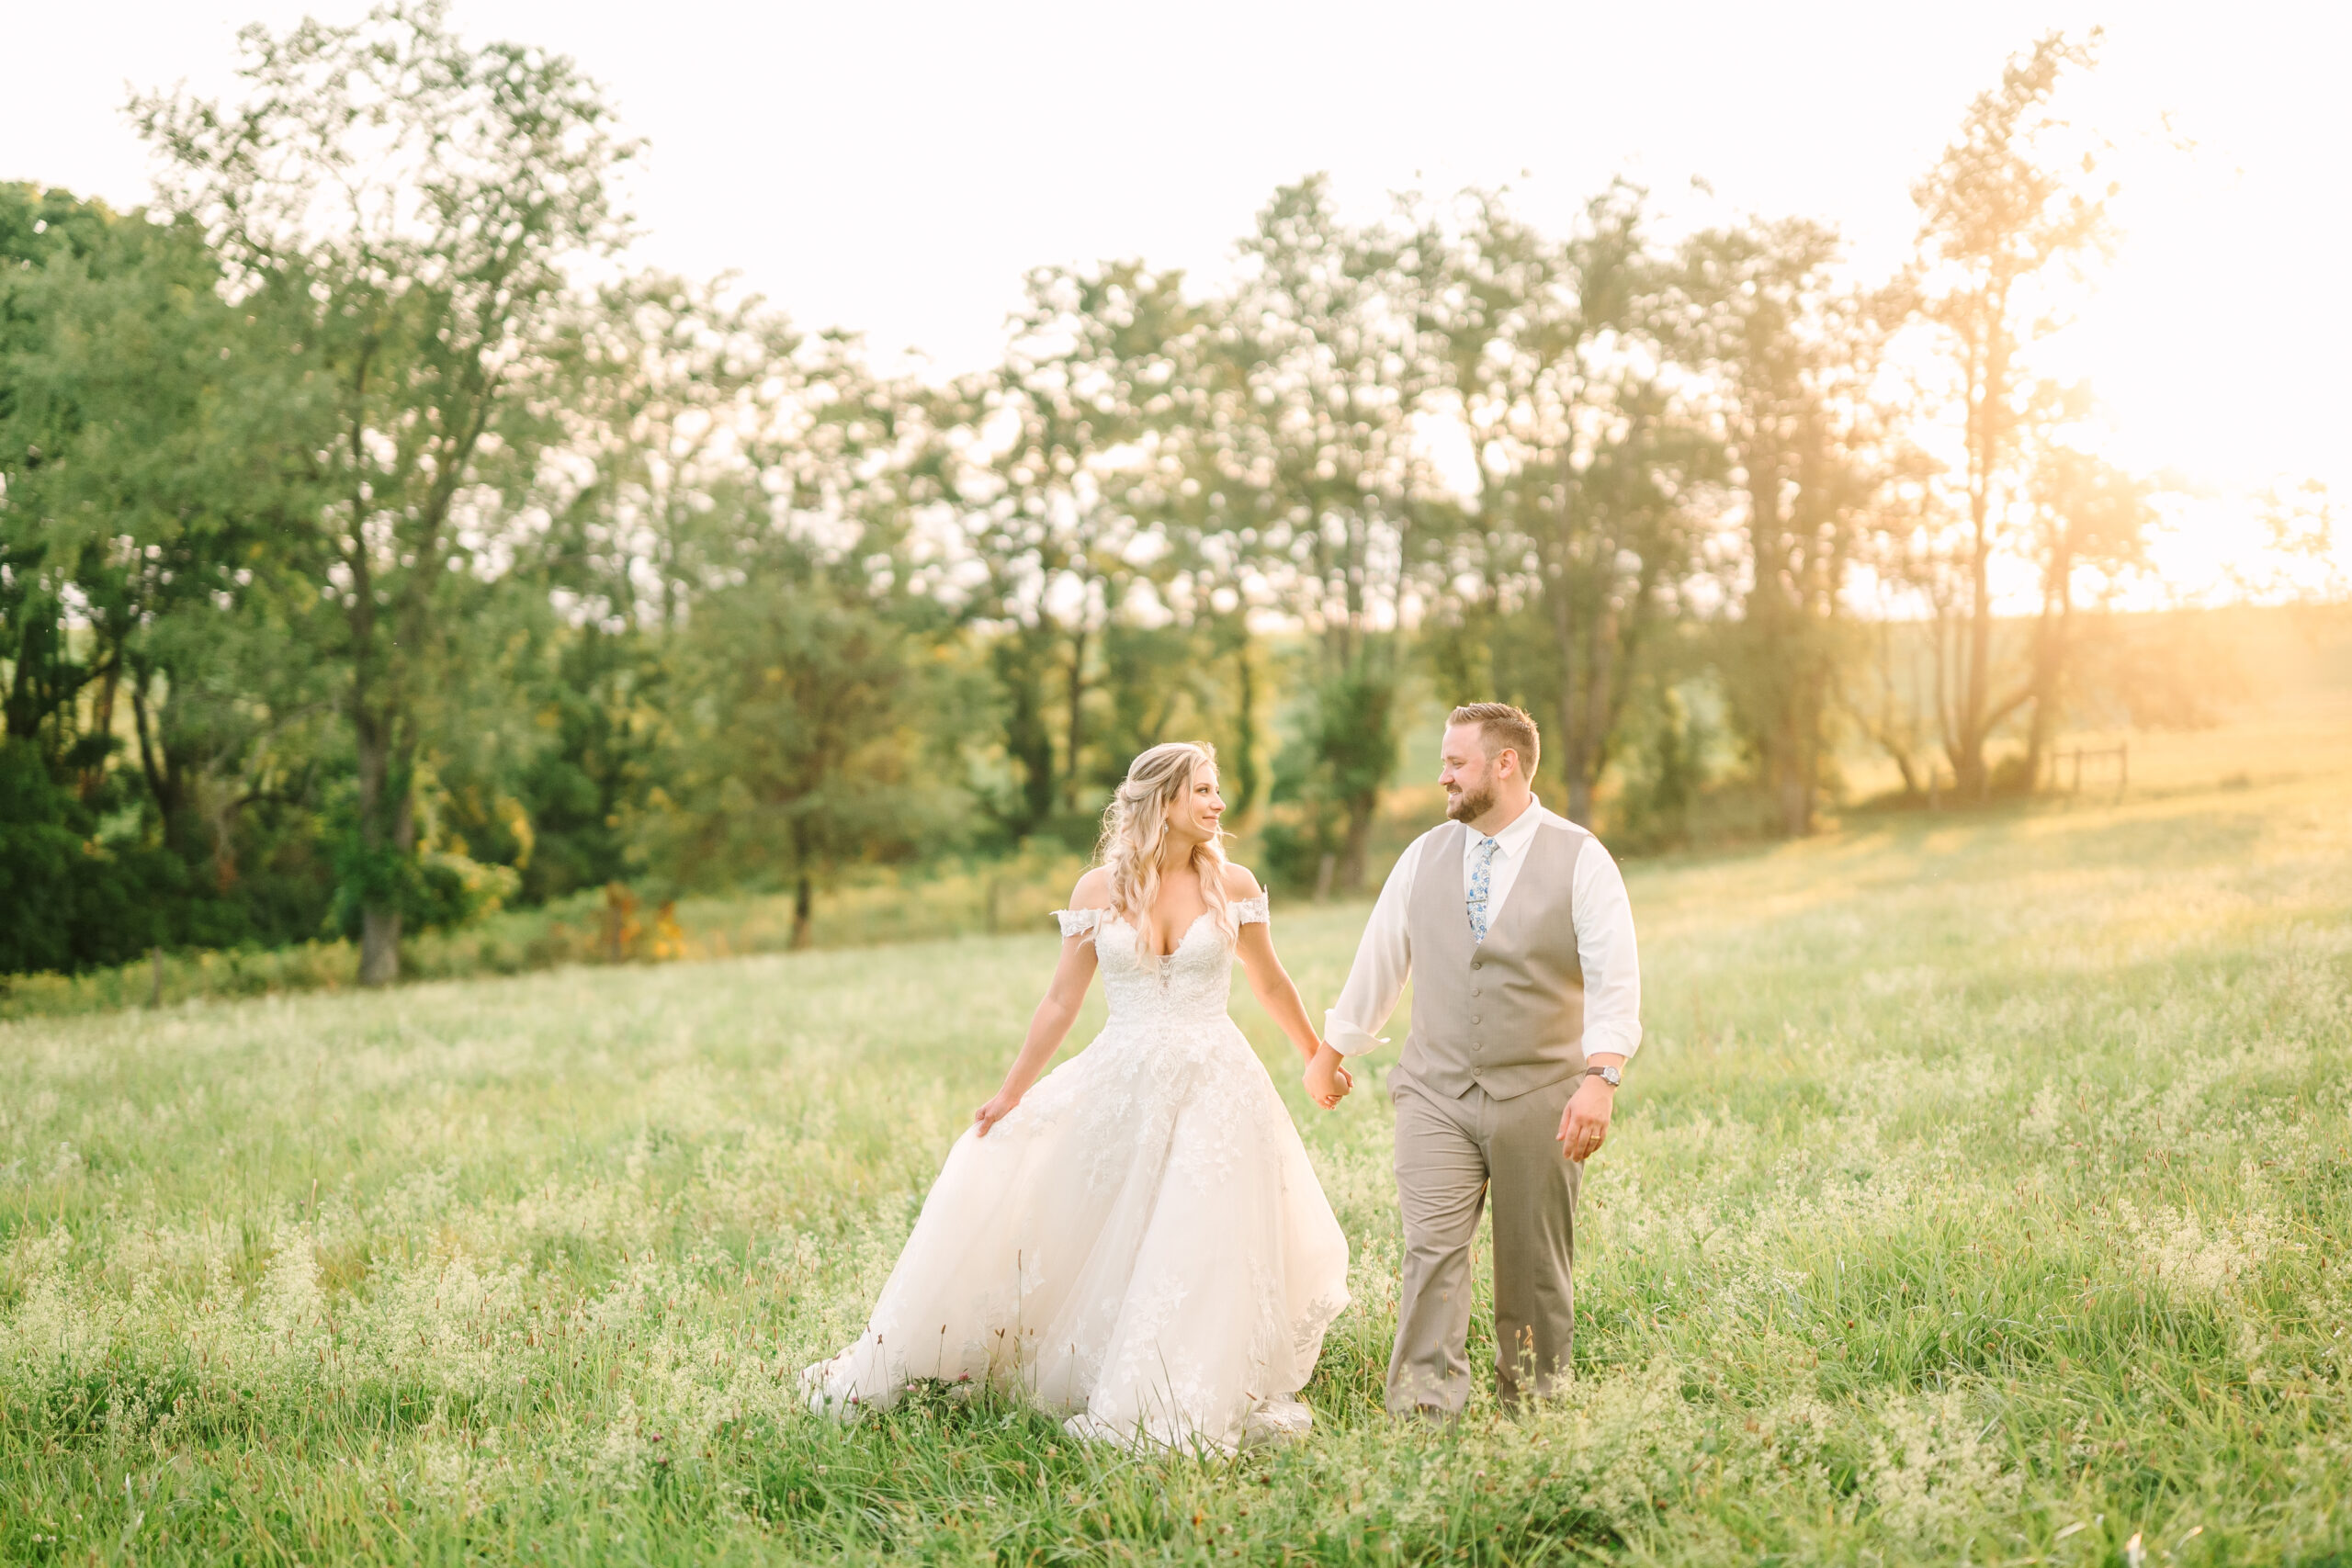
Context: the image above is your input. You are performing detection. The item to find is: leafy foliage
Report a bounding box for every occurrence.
[4,23,2264,978]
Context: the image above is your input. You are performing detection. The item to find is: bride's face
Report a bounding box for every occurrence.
[1164,760,1226,845]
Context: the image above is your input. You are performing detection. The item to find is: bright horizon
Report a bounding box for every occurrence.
[7,0,2347,603]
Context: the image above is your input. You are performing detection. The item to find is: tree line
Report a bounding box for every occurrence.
[1,8,2233,981]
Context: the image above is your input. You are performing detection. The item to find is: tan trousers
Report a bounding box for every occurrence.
[1386,1068,1580,1414]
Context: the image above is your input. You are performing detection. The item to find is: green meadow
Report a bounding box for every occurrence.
[4,691,2349,1564]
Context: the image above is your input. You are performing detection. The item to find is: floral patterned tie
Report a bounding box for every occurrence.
[1466,834,1501,944]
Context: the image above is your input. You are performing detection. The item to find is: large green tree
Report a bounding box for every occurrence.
[0,186,338,957]
[1903,30,2113,799]
[1421,184,1712,827]
[135,0,633,982]
[1,186,138,773]
[1681,218,1886,836]
[650,565,969,947]
[1206,178,1438,890]
[949,262,1197,836]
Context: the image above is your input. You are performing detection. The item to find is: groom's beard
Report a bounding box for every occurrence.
[1445,783,1496,823]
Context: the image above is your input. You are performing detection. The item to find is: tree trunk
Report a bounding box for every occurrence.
[354,709,394,985]
[129,665,176,827]
[993,630,1055,839]
[1061,623,1088,811]
[1544,551,1599,829]
[2022,613,2056,793]
[1890,747,1920,799]
[1797,691,1822,832]
[1554,649,1608,829]
[206,787,242,891]
[1564,771,1595,827]
[2022,534,2074,793]
[358,907,401,985]
[1748,475,1808,840]
[1784,643,1832,836]
[351,703,415,986]
[1336,792,1375,895]
[791,873,813,949]
[1755,618,1818,840]
[1952,506,1996,801]
[79,648,120,804]
[1774,722,1810,837]
[1951,301,2015,805]
[345,504,419,987]
[1230,637,1259,822]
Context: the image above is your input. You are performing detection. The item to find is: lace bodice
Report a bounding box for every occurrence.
[1055,897,1271,1030]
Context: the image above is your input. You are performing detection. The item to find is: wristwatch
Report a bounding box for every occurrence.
[1585,1063,1623,1088]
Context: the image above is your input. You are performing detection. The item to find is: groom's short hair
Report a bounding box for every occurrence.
[1448,703,1540,777]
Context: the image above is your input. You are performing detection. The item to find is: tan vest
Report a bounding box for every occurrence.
[1399,816,1589,1100]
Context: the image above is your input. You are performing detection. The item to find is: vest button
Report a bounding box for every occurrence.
[1471,960,1482,971]
[1471,1014,1481,1024]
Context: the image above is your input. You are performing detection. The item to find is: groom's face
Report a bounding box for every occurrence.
[1440,724,1498,823]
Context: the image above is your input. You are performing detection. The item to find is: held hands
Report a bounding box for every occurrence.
[1303,1043,1352,1111]
[1556,1074,1616,1162]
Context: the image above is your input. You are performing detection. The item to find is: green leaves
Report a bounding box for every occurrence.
[643,570,971,917]
[124,3,635,981]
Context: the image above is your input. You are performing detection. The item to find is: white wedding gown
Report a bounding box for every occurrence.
[803,895,1351,1452]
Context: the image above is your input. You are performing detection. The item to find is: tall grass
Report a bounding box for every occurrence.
[3,751,2348,1563]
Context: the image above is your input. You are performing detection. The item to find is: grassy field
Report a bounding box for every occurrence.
[4,696,2351,1564]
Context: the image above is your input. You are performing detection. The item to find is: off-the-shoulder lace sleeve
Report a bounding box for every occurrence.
[1233,893,1271,927]
[1054,908,1105,942]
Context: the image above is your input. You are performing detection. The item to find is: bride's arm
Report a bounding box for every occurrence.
[1228,866,1353,1111]
[974,872,1105,1137]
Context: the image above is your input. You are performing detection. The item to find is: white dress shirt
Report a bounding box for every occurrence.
[1325,799,1643,1063]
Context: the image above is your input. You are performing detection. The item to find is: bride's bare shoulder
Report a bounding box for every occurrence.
[1219,863,1264,900]
[1069,866,1114,910]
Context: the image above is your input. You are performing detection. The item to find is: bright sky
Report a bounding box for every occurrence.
[7,1,2347,599]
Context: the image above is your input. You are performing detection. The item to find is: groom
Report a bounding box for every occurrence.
[1321,703,1641,1414]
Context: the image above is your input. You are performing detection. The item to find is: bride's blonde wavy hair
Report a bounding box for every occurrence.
[1099,741,1236,964]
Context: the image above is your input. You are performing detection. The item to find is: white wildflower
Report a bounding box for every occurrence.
[2119,1201,2278,1297]
[588,1393,650,1492]
[2019,1081,2067,1144]
[1866,1391,2018,1540]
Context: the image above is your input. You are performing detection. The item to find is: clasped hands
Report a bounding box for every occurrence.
[1303,1042,1351,1111]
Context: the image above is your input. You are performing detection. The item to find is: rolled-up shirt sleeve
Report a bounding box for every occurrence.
[1572,838,1643,1061]
[1322,841,1418,1056]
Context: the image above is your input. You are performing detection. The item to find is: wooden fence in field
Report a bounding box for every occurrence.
[2059,741,2129,799]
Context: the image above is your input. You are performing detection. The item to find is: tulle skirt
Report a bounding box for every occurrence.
[803,1011,1351,1453]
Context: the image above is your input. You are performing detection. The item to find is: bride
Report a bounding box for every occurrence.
[804,741,1356,1452]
